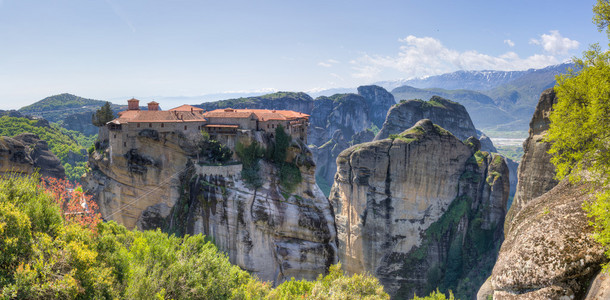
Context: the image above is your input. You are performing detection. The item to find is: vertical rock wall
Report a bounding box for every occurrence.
[331,119,509,298]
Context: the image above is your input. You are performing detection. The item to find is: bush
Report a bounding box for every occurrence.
[0,174,390,299]
[235,141,265,188]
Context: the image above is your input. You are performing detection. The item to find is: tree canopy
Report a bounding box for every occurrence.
[0,173,390,299]
[547,0,610,269]
[92,101,115,127]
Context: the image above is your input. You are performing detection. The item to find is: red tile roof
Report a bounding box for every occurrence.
[203,108,309,121]
[111,110,206,124]
[169,104,204,112]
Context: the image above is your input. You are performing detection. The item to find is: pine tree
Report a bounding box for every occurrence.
[92,101,115,127]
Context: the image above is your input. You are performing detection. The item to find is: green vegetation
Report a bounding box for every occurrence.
[18,93,122,124]
[269,125,302,192]
[19,93,107,113]
[198,132,233,165]
[0,116,95,182]
[200,92,312,111]
[433,124,451,136]
[0,173,389,299]
[547,0,610,270]
[235,141,265,188]
[92,101,115,127]
[495,145,524,162]
[412,290,455,299]
[368,124,381,135]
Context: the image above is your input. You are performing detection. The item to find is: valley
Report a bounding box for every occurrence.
[1,63,606,299]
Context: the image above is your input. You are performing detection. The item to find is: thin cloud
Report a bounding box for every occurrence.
[530,30,579,55]
[351,35,563,79]
[317,59,340,68]
[504,39,515,47]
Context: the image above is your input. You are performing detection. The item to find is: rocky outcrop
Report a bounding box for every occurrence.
[331,119,509,299]
[84,129,337,284]
[309,87,397,195]
[489,181,605,299]
[505,88,559,230]
[480,87,607,299]
[62,111,99,136]
[375,97,472,140]
[0,133,65,179]
[357,85,397,128]
[309,93,371,147]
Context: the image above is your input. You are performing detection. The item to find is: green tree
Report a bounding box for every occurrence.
[547,0,610,269]
[92,101,115,127]
[273,124,290,164]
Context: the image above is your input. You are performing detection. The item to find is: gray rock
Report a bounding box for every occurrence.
[505,88,558,231]
[331,119,509,298]
[0,133,65,179]
[374,96,494,152]
[357,85,397,128]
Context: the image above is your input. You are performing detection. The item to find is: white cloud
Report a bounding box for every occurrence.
[504,39,515,47]
[351,35,562,80]
[529,30,579,55]
[317,59,340,68]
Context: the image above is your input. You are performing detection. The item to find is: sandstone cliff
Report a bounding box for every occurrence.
[486,181,605,299]
[0,133,65,179]
[84,129,337,284]
[505,88,559,229]
[479,88,608,299]
[309,86,396,195]
[331,119,509,299]
[357,85,397,128]
[374,96,497,152]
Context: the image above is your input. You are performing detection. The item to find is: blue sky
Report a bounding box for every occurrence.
[0,0,604,109]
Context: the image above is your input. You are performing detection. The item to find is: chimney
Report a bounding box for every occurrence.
[148,101,159,111]
[127,98,140,111]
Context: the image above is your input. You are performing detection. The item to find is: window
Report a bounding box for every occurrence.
[149,123,152,128]
[137,123,140,128]
[272,124,275,129]
[184,125,187,130]
[161,123,164,128]
[267,124,269,129]
[123,142,126,147]
[113,134,116,138]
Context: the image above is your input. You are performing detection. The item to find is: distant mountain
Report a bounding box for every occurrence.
[307,87,357,98]
[20,93,108,115]
[19,93,126,136]
[376,63,573,91]
[387,63,574,130]
[198,92,315,114]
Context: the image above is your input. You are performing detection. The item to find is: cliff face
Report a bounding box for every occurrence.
[62,111,99,136]
[357,85,397,128]
[488,181,605,299]
[84,129,337,284]
[480,88,607,299]
[0,133,64,179]
[505,88,559,229]
[309,86,396,195]
[331,119,509,299]
[375,96,478,142]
